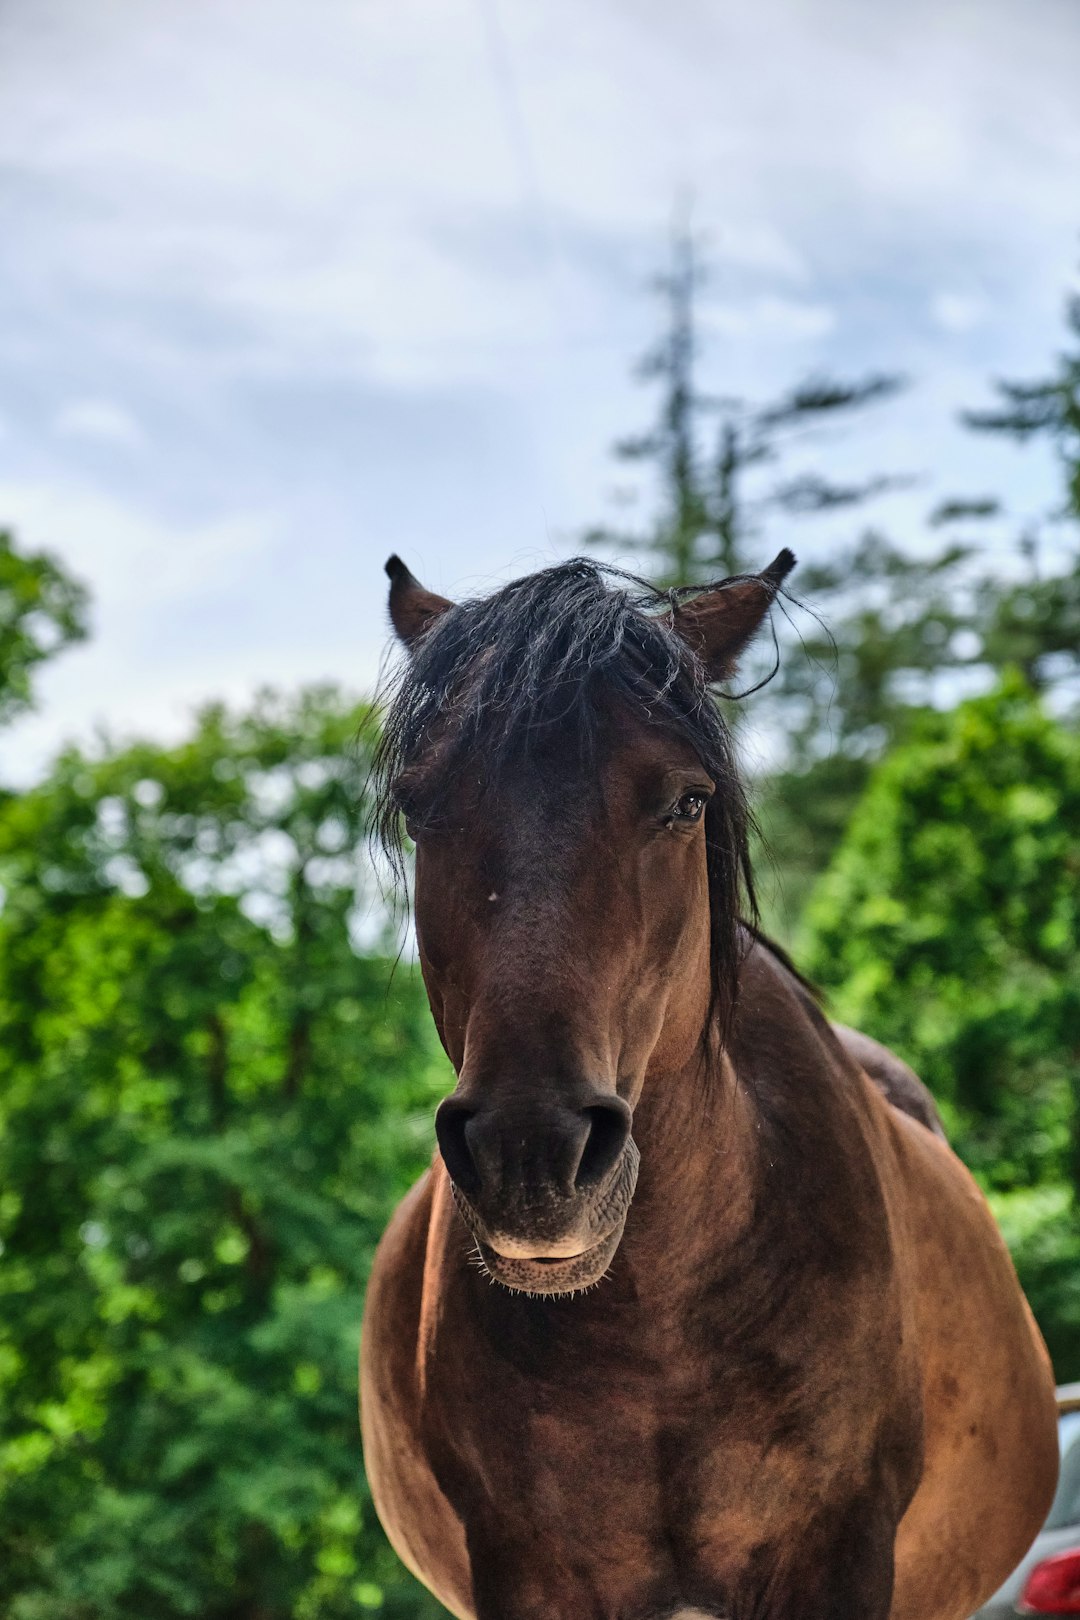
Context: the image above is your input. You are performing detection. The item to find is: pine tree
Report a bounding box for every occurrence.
[932,267,1080,705]
[584,228,903,588]
[963,281,1080,524]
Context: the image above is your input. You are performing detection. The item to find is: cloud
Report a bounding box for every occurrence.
[930,292,991,334]
[0,0,1076,781]
[54,398,144,447]
[0,477,285,782]
[3,0,1077,392]
[0,477,275,609]
[703,297,836,343]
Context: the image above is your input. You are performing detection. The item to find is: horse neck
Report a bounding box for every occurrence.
[617,1030,762,1295]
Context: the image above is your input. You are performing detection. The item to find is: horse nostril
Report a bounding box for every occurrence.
[435,1098,481,1196]
[575,1098,632,1191]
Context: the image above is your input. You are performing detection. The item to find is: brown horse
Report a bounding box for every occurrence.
[361,554,1057,1620]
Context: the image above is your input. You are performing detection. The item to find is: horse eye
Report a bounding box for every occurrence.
[672,792,706,822]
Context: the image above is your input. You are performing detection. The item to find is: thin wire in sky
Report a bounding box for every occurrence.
[472,0,560,284]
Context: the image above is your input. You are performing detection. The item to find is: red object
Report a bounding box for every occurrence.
[1020,1549,1080,1613]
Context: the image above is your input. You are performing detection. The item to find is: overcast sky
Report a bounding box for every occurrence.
[1,0,1079,781]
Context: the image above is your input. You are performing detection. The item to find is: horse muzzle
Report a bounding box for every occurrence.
[435,1092,640,1294]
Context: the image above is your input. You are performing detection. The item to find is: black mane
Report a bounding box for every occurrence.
[372,558,758,1030]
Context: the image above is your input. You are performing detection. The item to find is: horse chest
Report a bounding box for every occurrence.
[425,1345,885,1620]
[411,1110,915,1619]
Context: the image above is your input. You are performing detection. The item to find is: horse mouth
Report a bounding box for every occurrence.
[448,1137,639,1296]
[475,1221,626,1296]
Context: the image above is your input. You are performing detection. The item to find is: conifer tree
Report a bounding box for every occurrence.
[585,228,903,589]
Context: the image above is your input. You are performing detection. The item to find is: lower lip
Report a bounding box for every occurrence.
[488,1245,588,1264]
[476,1226,622,1295]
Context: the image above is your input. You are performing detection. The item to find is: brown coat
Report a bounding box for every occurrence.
[362,554,1058,1620]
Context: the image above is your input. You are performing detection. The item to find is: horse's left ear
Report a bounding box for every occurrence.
[671,549,796,681]
[385,555,454,648]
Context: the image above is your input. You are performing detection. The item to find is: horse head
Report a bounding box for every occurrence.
[374,553,793,1295]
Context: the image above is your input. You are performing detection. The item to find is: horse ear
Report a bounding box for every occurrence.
[385,555,453,648]
[671,550,796,681]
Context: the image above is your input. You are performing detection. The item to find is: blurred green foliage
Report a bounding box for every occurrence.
[800,678,1080,1375]
[0,685,451,1618]
[0,527,88,736]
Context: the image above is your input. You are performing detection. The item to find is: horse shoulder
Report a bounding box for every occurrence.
[881,1108,1059,1620]
[360,1165,475,1620]
[738,947,1057,1619]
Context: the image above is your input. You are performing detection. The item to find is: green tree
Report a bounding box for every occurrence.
[580,230,973,929]
[755,532,975,926]
[964,277,1080,522]
[0,527,88,736]
[936,271,1080,707]
[761,265,1080,928]
[584,228,904,588]
[0,687,451,1619]
[799,679,1080,1373]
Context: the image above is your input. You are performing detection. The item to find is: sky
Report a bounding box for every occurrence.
[1,0,1079,782]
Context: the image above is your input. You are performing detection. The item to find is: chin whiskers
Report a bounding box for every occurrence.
[467,1240,496,1283]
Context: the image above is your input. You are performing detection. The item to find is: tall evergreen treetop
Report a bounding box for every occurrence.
[964,280,1080,525]
[585,229,904,588]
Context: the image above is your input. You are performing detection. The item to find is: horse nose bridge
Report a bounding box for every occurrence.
[472,873,614,1014]
[461,973,618,1085]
